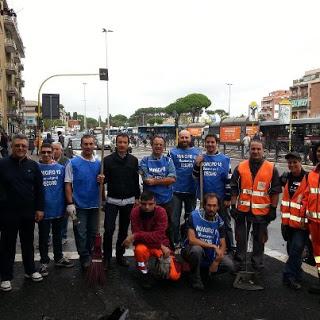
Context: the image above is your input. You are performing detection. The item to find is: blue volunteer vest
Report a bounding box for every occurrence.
[71,156,100,209]
[188,209,222,266]
[39,163,65,219]
[143,156,173,204]
[198,153,230,200]
[170,147,200,194]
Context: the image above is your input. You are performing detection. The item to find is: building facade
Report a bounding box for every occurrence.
[260,90,290,120]
[290,69,320,119]
[0,1,25,133]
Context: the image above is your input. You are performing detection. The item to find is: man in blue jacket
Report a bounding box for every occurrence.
[140,135,176,247]
[169,130,200,247]
[65,134,104,270]
[193,133,234,253]
[38,143,74,277]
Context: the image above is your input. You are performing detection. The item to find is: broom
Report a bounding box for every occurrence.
[86,126,106,286]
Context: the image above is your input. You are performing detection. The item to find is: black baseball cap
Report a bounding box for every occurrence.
[285,151,301,161]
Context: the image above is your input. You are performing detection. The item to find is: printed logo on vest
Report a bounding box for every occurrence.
[257,181,266,190]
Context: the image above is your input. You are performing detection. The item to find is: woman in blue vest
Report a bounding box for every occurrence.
[38,143,74,277]
[182,193,226,290]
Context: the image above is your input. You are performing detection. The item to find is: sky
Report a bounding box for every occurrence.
[8,0,320,121]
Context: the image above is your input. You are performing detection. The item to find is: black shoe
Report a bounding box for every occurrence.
[103,258,112,271]
[309,283,320,294]
[283,278,302,290]
[116,256,129,267]
[190,274,204,291]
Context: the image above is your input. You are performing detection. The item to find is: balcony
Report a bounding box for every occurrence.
[13,53,20,63]
[5,38,16,53]
[3,15,15,31]
[5,62,17,75]
[19,80,25,87]
[18,63,24,71]
[15,72,21,80]
[6,86,18,97]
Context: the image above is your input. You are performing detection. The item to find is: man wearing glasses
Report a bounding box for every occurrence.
[0,134,45,292]
[38,143,74,277]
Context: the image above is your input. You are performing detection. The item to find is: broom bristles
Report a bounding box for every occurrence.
[86,234,106,287]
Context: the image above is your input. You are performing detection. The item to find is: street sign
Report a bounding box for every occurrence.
[42,94,60,119]
[99,68,108,81]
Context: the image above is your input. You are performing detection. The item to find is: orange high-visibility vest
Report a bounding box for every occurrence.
[281,175,308,228]
[237,160,273,215]
[306,170,320,222]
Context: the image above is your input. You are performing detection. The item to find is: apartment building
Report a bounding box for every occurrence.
[290,68,320,119]
[260,90,290,120]
[0,0,25,133]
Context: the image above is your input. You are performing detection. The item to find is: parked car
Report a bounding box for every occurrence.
[64,138,82,158]
[96,134,114,152]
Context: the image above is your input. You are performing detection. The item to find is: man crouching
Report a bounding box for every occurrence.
[122,191,181,288]
[181,193,227,290]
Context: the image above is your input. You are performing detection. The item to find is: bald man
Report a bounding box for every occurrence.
[169,130,201,247]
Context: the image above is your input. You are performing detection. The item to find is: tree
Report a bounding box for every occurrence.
[86,117,98,128]
[180,93,211,122]
[72,112,78,120]
[213,109,229,119]
[111,114,128,127]
[165,98,189,128]
[43,119,64,131]
[147,116,164,125]
[128,107,167,126]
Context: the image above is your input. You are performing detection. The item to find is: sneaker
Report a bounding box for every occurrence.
[55,257,74,268]
[0,281,12,292]
[39,263,49,277]
[62,238,68,245]
[24,272,43,282]
[283,278,302,290]
[190,275,204,291]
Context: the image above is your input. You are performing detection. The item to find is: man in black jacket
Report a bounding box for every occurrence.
[103,133,140,269]
[0,134,45,292]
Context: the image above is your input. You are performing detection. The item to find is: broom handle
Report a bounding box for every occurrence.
[199,161,204,209]
[98,126,106,231]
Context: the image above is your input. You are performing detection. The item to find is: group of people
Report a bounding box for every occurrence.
[0,130,320,295]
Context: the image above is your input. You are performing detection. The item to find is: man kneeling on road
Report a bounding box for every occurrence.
[122,191,181,288]
[181,193,227,290]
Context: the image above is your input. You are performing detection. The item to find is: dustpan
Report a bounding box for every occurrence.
[233,215,264,291]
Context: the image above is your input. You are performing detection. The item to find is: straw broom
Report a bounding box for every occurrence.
[86,126,106,286]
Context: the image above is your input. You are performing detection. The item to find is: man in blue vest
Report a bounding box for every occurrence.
[193,133,234,253]
[169,130,200,247]
[182,193,226,290]
[140,135,176,247]
[38,143,74,277]
[65,134,104,270]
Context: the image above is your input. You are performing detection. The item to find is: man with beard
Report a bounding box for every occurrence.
[230,140,281,272]
[169,130,200,247]
[193,133,234,253]
[182,193,226,290]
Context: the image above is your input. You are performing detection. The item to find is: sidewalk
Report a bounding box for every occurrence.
[0,256,319,320]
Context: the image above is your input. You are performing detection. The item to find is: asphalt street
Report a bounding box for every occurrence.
[3,145,319,320]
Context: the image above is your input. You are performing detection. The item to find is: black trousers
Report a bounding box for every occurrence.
[103,203,133,260]
[38,217,63,264]
[0,214,36,281]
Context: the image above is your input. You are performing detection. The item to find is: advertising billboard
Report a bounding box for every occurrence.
[220,126,241,143]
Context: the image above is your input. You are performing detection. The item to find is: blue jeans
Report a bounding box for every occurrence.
[172,193,196,243]
[283,228,308,281]
[73,208,98,264]
[38,217,63,264]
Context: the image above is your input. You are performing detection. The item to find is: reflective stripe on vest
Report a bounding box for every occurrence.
[306,171,320,221]
[310,187,320,194]
[306,210,320,219]
[237,160,273,215]
[281,212,307,224]
[281,174,308,229]
[315,256,320,264]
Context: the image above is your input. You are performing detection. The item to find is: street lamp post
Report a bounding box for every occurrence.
[83,82,87,131]
[226,83,233,115]
[102,28,113,139]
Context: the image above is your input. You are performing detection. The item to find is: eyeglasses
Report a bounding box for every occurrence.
[41,151,52,154]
